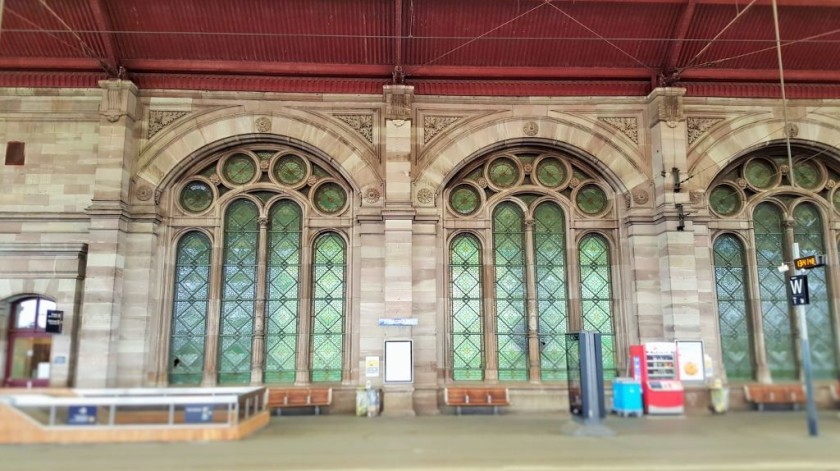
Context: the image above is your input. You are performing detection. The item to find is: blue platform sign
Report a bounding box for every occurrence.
[184,404,215,423]
[67,406,97,425]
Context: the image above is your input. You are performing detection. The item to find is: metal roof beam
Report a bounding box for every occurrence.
[87,0,120,74]
[664,0,697,71]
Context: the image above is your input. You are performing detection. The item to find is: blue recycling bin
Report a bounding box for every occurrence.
[611,378,643,417]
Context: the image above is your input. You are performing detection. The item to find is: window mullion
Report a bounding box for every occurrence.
[523,218,540,382]
[250,216,269,384]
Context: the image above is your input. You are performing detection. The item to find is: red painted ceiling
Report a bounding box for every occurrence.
[1,0,839,97]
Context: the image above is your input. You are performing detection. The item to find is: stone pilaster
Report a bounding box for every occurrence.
[75,80,139,387]
[380,85,416,415]
[645,87,701,342]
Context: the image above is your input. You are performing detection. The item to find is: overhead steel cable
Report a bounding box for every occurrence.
[679,0,758,73]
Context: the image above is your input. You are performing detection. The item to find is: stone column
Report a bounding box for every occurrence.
[645,87,701,342]
[524,219,541,382]
[380,85,416,416]
[251,216,269,384]
[75,80,139,387]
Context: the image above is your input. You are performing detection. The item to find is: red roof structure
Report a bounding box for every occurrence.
[1,0,839,97]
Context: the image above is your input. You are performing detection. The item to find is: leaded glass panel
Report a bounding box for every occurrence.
[534,202,568,381]
[169,232,211,385]
[579,234,616,379]
[265,200,302,383]
[218,200,259,384]
[709,184,742,217]
[754,203,797,380]
[488,158,520,188]
[793,203,837,379]
[576,184,608,215]
[450,234,484,381]
[713,234,754,380]
[745,158,776,189]
[493,203,529,381]
[311,232,346,382]
[313,182,347,214]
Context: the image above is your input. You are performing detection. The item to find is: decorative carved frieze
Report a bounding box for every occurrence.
[686,117,723,146]
[598,117,639,144]
[147,111,189,138]
[689,190,704,205]
[335,114,374,143]
[423,116,461,143]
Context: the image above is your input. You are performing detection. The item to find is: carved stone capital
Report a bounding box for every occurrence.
[99,79,139,123]
[384,85,414,121]
[647,88,686,128]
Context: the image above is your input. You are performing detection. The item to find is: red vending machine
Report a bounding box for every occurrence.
[629,343,685,415]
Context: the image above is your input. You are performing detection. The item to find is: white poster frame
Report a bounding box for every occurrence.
[676,339,706,382]
[384,339,413,383]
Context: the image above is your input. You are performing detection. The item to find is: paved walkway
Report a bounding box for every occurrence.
[1,411,839,471]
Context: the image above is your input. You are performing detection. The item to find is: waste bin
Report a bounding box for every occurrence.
[611,377,643,417]
[355,381,381,417]
[709,379,729,414]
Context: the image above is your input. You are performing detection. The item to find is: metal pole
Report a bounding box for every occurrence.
[770,0,795,186]
[792,242,818,437]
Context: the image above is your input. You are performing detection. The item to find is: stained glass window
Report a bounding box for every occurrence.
[713,234,753,380]
[493,202,529,381]
[218,199,259,384]
[793,203,837,379]
[169,232,211,385]
[450,234,484,381]
[311,232,346,382]
[579,234,616,378]
[754,203,796,380]
[265,200,302,383]
[534,202,568,381]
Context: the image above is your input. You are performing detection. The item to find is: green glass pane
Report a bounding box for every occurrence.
[794,203,837,379]
[536,158,566,188]
[745,159,776,189]
[710,185,742,216]
[450,185,481,216]
[576,184,608,215]
[223,153,257,185]
[493,203,528,380]
[273,154,307,186]
[180,181,214,213]
[314,182,347,214]
[579,234,616,377]
[713,234,754,380]
[833,189,840,212]
[488,158,520,188]
[534,203,568,381]
[450,234,484,381]
[169,232,211,385]
[311,233,346,382]
[265,200,302,384]
[218,200,259,384]
[754,203,797,380]
[793,161,821,190]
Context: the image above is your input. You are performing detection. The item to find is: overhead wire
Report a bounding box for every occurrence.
[35,0,115,76]
[679,0,758,73]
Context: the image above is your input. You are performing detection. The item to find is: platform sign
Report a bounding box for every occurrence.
[789,275,810,306]
[45,310,63,334]
[794,255,825,270]
[184,404,215,423]
[67,406,97,425]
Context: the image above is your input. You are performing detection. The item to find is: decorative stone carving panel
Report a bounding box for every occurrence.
[423,116,462,143]
[686,117,724,146]
[335,114,374,143]
[598,117,639,144]
[148,111,189,138]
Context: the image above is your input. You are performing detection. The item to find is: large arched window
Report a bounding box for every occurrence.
[165,144,352,386]
[444,147,619,382]
[709,148,840,382]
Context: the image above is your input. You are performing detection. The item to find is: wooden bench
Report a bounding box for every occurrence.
[743,384,806,411]
[266,388,332,415]
[444,387,510,415]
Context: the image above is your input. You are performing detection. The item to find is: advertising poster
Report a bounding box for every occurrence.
[365,356,380,378]
[384,340,412,383]
[676,340,705,382]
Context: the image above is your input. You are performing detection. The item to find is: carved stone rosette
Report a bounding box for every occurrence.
[147,110,189,139]
[632,188,649,205]
[423,116,462,143]
[686,117,724,146]
[136,185,153,201]
[363,187,381,205]
[416,187,434,206]
[598,117,639,144]
[255,117,272,133]
[335,114,374,143]
[523,121,539,136]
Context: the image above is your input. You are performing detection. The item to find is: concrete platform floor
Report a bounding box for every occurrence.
[1,411,839,471]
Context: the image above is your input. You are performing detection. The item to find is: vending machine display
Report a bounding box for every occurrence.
[629,343,685,415]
